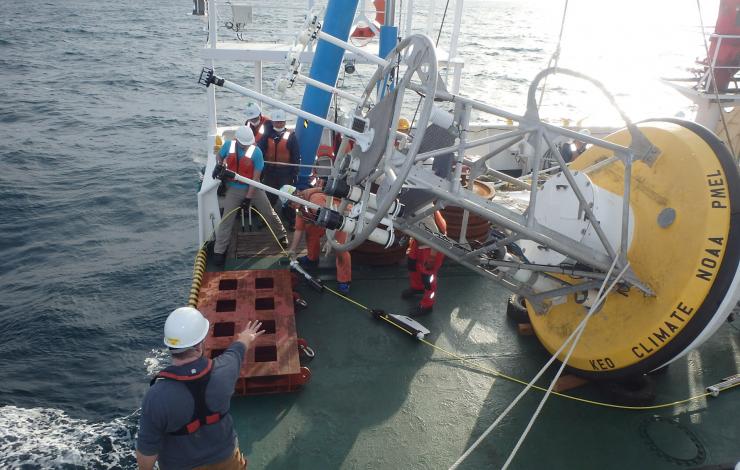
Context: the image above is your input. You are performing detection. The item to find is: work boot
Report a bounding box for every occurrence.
[401,288,424,299]
[337,282,351,294]
[298,255,319,269]
[408,305,433,317]
[212,252,226,267]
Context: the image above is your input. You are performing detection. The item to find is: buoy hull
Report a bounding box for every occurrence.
[526,120,740,378]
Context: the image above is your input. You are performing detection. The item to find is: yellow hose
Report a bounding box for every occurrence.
[188,247,208,308]
[187,205,242,308]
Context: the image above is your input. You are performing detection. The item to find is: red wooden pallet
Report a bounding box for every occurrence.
[197,269,310,395]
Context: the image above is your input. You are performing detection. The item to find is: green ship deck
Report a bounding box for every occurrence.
[211,234,740,470]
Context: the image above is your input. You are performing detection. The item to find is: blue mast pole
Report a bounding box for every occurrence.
[378,25,398,60]
[295,0,360,189]
[377,0,397,97]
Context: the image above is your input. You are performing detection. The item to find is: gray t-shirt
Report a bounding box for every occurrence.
[137,342,246,469]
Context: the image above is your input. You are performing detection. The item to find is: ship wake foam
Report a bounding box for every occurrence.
[0,405,139,469]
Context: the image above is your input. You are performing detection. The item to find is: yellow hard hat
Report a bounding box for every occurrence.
[398,117,410,133]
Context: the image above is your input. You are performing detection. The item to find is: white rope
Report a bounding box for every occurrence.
[536,0,569,111]
[263,161,324,168]
[501,261,631,469]
[449,255,626,470]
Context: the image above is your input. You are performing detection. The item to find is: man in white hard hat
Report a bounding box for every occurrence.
[136,307,264,470]
[257,109,301,207]
[212,125,288,266]
[244,102,267,143]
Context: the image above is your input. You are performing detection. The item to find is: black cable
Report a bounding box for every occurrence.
[409,0,451,130]
[435,0,452,47]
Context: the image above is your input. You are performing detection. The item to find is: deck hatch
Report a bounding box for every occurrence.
[218,279,238,290]
[216,299,237,312]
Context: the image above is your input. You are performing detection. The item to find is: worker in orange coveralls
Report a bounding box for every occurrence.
[402,211,447,317]
[286,178,352,294]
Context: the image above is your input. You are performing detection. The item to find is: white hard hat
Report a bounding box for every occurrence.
[271,109,287,122]
[163,307,210,350]
[245,102,261,120]
[235,125,255,146]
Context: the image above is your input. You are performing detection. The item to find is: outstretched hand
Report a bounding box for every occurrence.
[237,320,265,348]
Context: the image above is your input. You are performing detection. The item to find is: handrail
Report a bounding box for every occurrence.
[699,33,740,94]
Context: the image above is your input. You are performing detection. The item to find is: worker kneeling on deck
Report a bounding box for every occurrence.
[213,126,288,266]
[286,177,352,294]
[403,211,447,317]
[136,307,265,470]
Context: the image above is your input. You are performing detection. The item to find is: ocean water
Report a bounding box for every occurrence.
[0,0,719,467]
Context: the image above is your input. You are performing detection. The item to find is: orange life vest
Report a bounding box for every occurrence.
[317,144,335,160]
[265,130,292,164]
[247,115,268,142]
[223,141,255,179]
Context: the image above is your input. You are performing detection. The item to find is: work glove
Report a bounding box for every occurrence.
[240,198,252,211]
[212,162,235,181]
[212,162,226,179]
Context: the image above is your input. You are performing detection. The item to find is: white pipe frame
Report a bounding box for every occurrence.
[402,72,650,293]
[284,37,650,295]
[293,73,364,104]
[228,173,323,211]
[316,30,390,68]
[216,77,374,151]
[205,13,653,297]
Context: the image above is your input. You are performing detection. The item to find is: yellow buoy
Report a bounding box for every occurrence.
[527,120,740,378]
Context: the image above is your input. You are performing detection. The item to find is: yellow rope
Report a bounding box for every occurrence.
[188,205,244,307]
[247,204,736,410]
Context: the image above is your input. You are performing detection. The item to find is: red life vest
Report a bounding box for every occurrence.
[265,130,292,164]
[247,116,268,142]
[223,141,256,179]
[150,359,226,436]
[254,124,266,143]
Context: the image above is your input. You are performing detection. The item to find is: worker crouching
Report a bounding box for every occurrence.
[287,180,352,294]
[403,211,447,316]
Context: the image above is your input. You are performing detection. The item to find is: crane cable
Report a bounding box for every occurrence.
[537,0,570,111]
